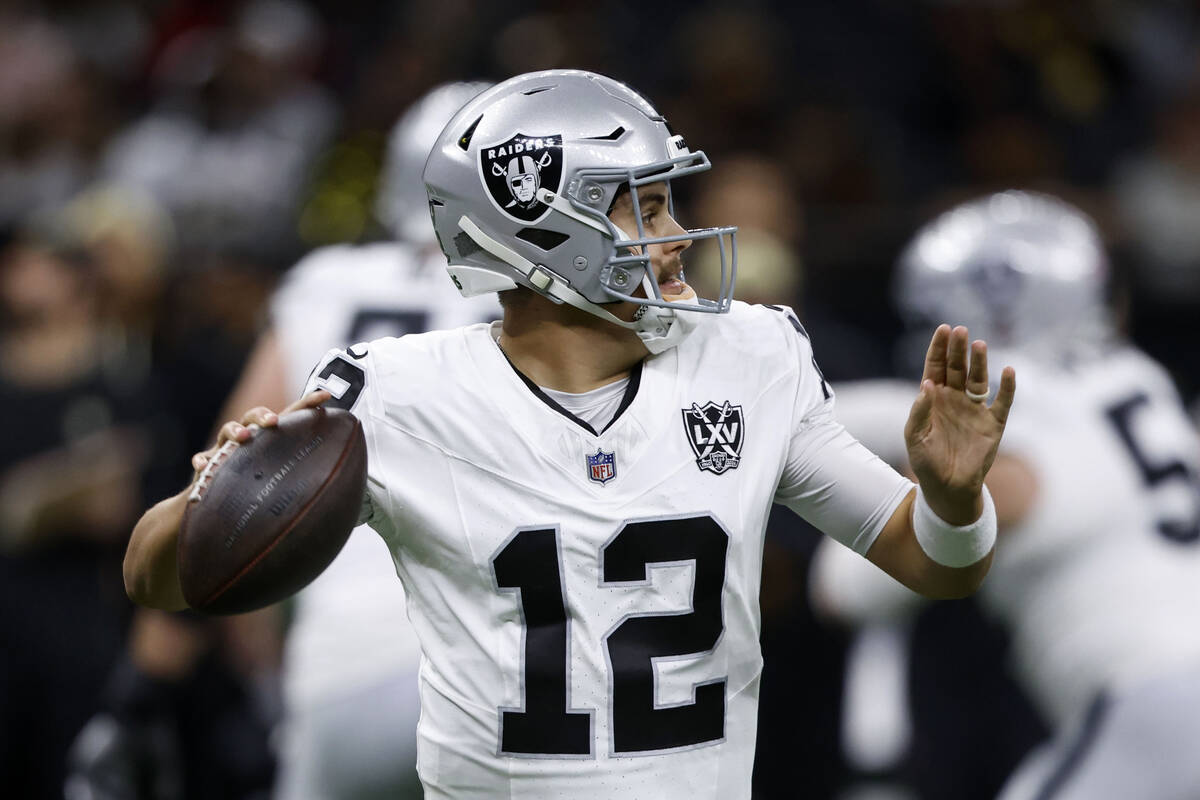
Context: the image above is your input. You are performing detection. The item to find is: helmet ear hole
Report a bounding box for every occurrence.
[515,228,570,251]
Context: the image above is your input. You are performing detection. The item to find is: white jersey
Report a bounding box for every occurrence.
[831,347,1200,729]
[305,302,911,799]
[271,241,499,707]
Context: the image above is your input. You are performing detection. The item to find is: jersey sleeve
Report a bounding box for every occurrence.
[303,345,380,528]
[303,344,371,413]
[766,309,913,555]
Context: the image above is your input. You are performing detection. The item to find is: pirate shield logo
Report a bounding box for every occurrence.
[682,401,745,475]
[479,133,563,223]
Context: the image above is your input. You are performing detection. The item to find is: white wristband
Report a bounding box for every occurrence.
[912,485,996,568]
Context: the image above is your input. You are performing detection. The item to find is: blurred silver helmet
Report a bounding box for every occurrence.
[423,69,737,353]
[895,190,1112,361]
[377,81,492,244]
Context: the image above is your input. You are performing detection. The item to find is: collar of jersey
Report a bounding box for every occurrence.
[495,346,644,436]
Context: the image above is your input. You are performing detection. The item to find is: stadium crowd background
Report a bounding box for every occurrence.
[2,1,1199,798]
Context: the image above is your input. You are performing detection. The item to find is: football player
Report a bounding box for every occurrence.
[811,191,1200,799]
[218,81,498,800]
[125,70,1015,799]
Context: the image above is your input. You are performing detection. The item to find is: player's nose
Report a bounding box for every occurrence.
[663,213,692,254]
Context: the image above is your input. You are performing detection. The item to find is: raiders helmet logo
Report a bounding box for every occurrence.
[682,401,745,475]
[479,133,564,223]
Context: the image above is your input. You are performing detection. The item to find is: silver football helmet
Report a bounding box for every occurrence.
[423,69,738,353]
[377,81,493,244]
[895,190,1112,362]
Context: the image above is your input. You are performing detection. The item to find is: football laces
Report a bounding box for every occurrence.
[187,433,248,503]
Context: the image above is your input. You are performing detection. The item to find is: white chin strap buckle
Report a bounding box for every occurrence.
[527,266,556,292]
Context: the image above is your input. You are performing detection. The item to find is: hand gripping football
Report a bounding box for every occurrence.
[178,406,367,614]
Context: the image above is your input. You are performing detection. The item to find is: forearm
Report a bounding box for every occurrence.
[867,488,994,600]
[877,542,992,601]
[123,488,190,611]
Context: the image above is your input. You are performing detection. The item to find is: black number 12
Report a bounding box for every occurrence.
[491,515,729,757]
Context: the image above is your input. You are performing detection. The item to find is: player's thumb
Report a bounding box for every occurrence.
[284,390,332,415]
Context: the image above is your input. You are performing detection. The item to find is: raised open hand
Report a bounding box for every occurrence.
[905,325,1016,524]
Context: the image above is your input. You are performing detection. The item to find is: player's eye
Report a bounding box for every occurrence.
[641,212,657,228]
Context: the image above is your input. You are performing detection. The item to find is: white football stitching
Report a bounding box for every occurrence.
[187,438,242,503]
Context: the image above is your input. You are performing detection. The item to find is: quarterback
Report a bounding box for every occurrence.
[125,70,1015,799]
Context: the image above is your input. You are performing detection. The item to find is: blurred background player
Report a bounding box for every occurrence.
[811,190,1200,799]
[222,80,498,800]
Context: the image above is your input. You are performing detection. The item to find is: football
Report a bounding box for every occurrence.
[178,406,368,615]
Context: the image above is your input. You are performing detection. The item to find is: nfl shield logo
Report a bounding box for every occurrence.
[682,401,745,475]
[586,448,616,485]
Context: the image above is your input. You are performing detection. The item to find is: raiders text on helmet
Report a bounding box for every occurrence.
[422,70,738,353]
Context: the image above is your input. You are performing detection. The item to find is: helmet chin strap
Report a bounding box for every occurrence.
[630,272,704,354]
[457,215,700,353]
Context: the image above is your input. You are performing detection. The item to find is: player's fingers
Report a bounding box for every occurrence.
[921,324,951,386]
[990,366,1017,426]
[215,419,254,447]
[945,326,969,391]
[240,406,279,428]
[282,390,331,415]
[966,340,989,398]
[191,443,224,478]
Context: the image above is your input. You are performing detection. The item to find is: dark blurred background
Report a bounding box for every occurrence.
[2,1,1198,799]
